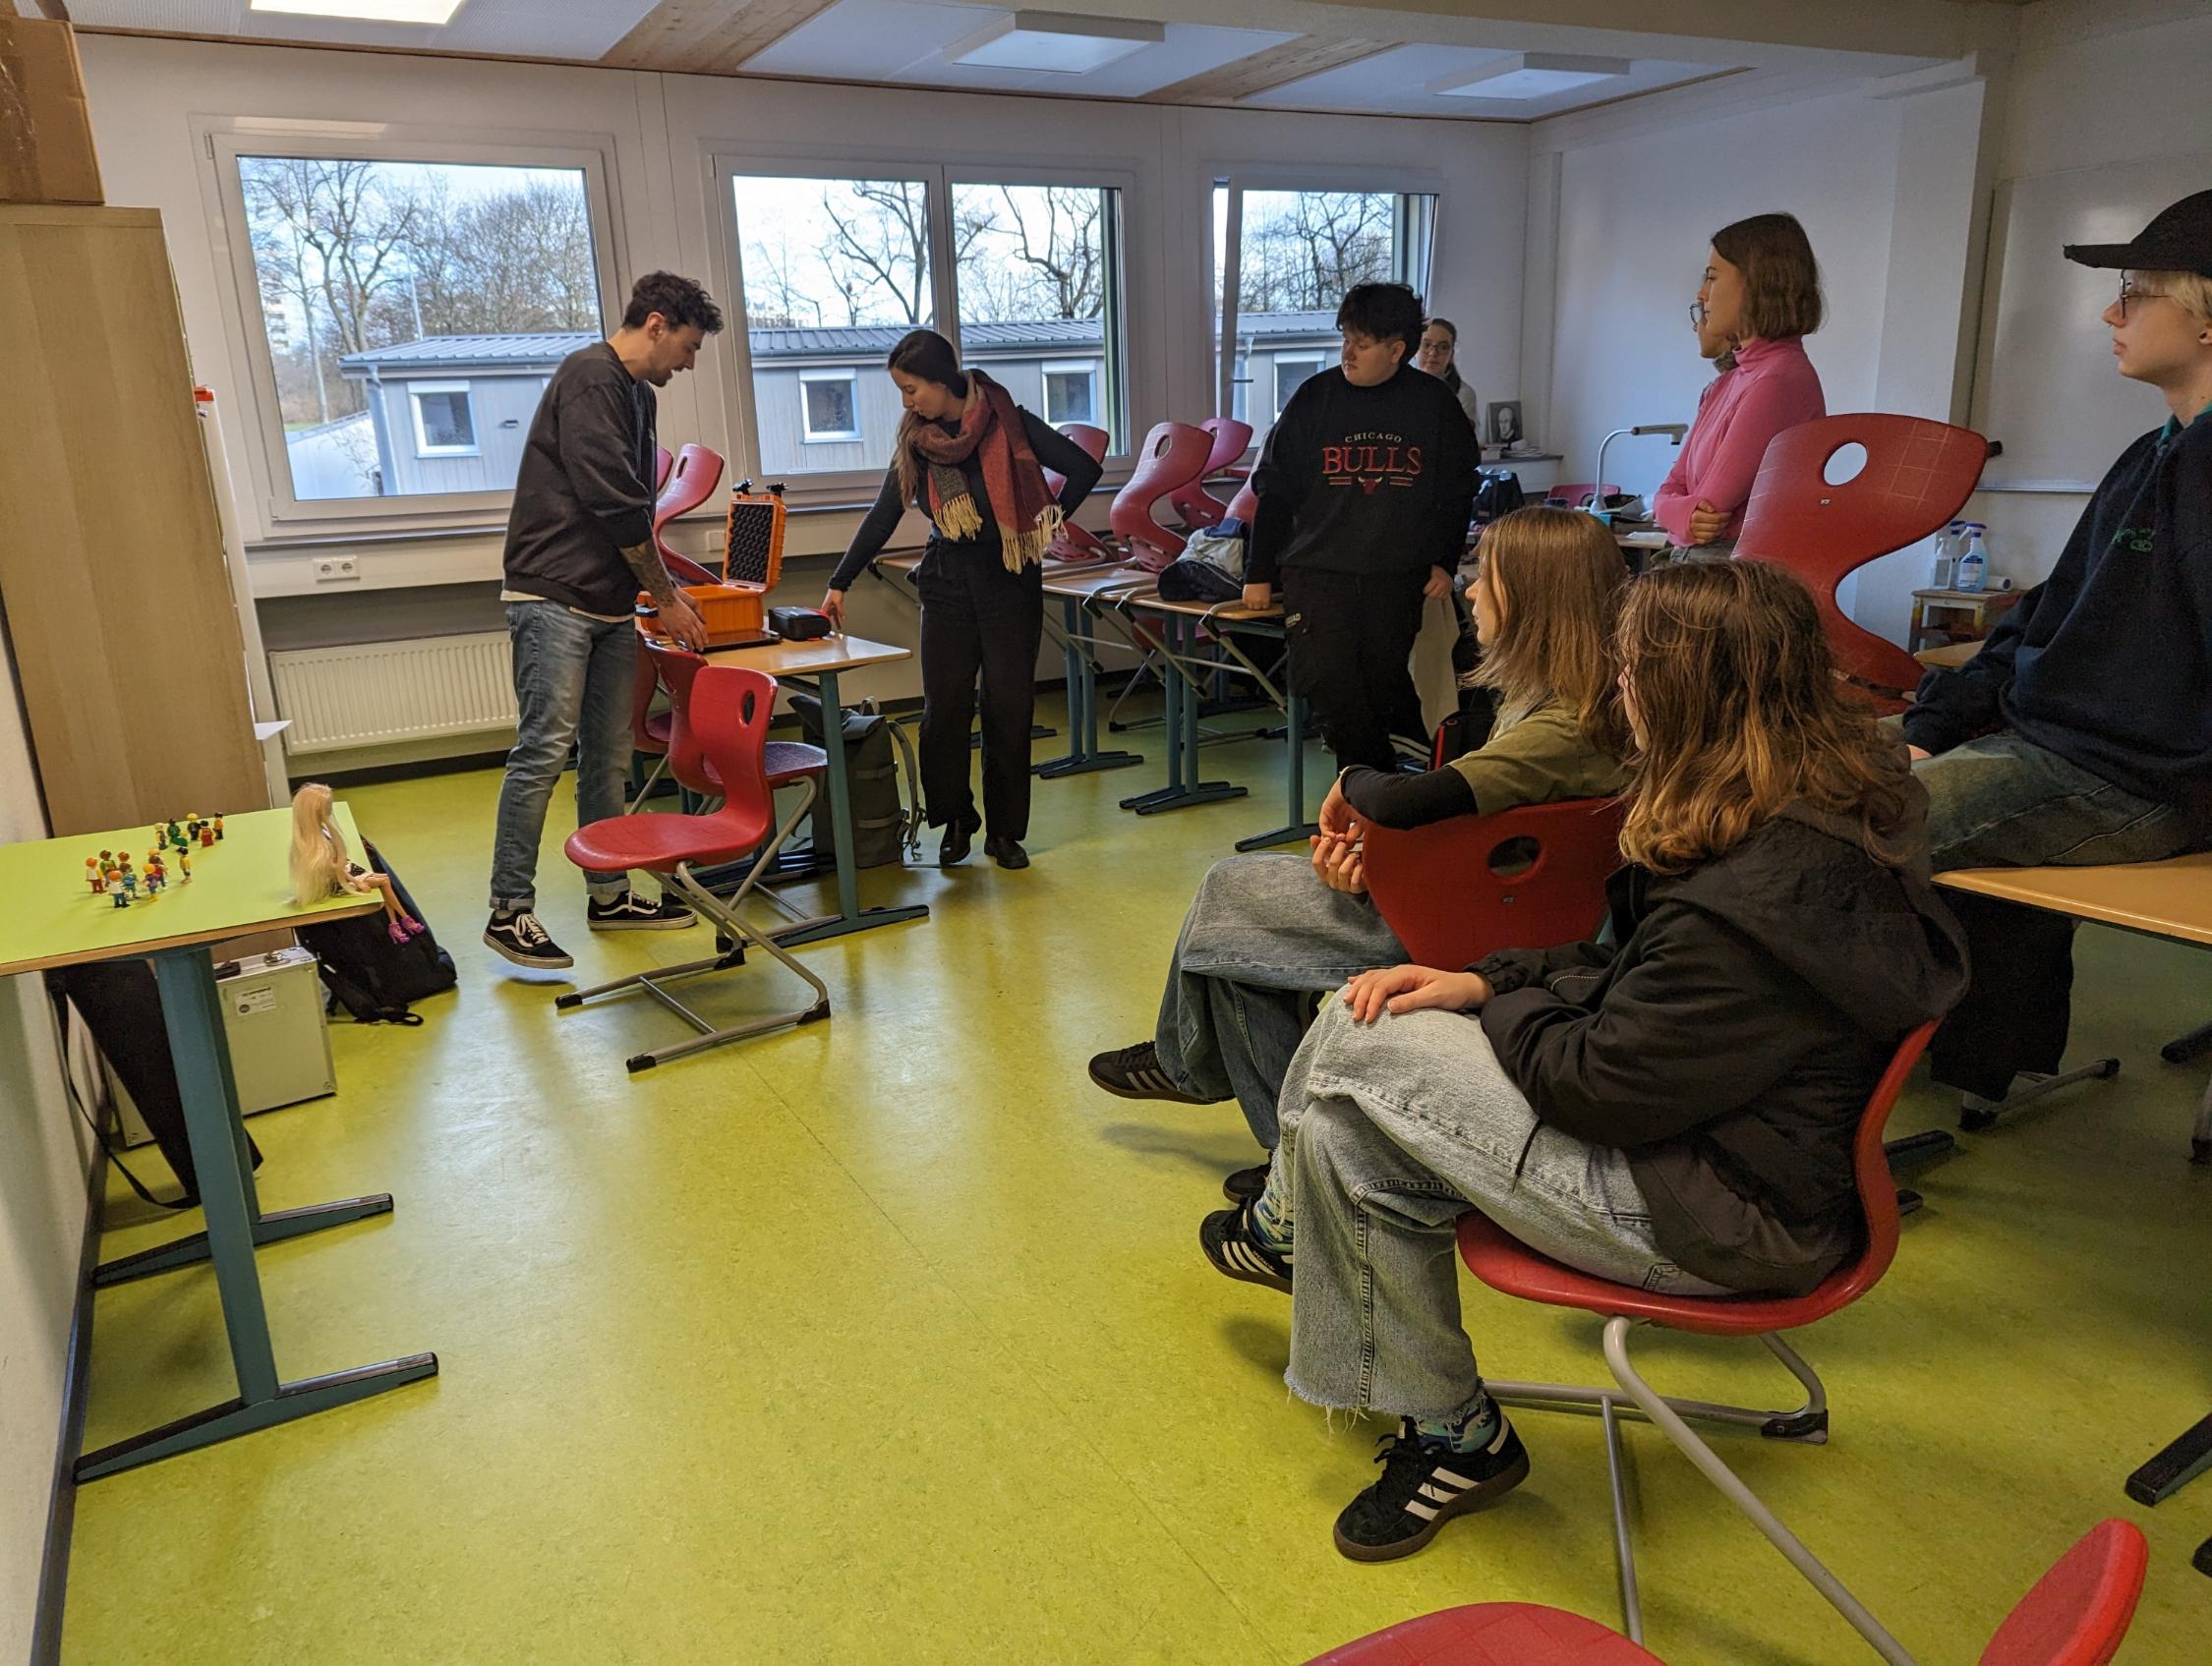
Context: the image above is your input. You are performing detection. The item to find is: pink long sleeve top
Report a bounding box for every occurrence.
[1652,335,1826,546]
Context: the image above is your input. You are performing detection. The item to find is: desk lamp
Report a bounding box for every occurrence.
[1590,423,1689,522]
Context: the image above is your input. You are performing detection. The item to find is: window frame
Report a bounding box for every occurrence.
[797,368,864,443]
[708,149,1141,503]
[1039,357,1102,429]
[407,381,482,457]
[198,120,625,539]
[1209,167,1446,432]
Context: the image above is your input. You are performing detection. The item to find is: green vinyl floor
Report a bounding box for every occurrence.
[58,695,2212,1663]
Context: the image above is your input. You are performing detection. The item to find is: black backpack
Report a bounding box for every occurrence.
[293,839,456,1024]
[786,693,918,870]
[1475,468,1526,523]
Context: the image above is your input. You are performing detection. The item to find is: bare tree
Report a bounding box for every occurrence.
[241,157,423,355]
[986,185,1102,320]
[822,179,932,323]
[1236,191,1393,314]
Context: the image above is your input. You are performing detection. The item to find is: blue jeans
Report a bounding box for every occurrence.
[1151,854,1407,1149]
[489,602,638,912]
[1268,999,1724,1421]
[1916,730,2203,1097]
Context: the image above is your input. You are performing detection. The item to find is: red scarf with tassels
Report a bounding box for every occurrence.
[904,370,1063,570]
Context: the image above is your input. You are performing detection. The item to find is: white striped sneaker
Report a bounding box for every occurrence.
[1332,1416,1531,1562]
[1087,1041,1216,1106]
[1198,1202,1292,1293]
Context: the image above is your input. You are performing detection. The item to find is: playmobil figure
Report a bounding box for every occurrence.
[289,782,425,945]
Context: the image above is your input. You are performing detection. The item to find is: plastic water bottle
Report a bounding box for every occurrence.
[1930,521,1963,588]
[1954,524,1988,593]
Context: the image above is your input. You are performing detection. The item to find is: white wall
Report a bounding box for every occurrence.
[1953,2,2212,603]
[1535,85,1905,515]
[0,640,98,1663]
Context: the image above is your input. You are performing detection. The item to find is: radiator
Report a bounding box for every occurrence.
[269,632,516,753]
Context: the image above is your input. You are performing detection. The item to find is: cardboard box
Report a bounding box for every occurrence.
[0,18,103,206]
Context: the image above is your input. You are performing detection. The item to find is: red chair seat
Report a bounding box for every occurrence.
[1458,1214,1850,1338]
[764,740,827,783]
[1307,1602,1663,1666]
[565,808,765,876]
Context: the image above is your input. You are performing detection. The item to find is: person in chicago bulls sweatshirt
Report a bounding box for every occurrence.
[1246,282,1479,775]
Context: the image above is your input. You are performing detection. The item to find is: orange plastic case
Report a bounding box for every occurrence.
[638,488,788,649]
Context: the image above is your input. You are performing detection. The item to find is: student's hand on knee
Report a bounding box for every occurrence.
[1310,833,1367,895]
[1341,964,1491,1022]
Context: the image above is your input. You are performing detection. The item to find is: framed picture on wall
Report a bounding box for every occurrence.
[1487,401,1522,447]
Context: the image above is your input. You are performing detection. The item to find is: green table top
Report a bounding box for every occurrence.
[0,802,381,978]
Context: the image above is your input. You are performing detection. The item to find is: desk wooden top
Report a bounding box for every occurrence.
[703,632,911,677]
[1915,640,1981,668]
[874,551,923,575]
[1040,563,1161,601]
[1936,853,2212,948]
[0,803,381,978]
[1116,589,1283,624]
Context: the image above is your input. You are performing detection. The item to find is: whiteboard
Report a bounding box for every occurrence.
[1969,152,2212,490]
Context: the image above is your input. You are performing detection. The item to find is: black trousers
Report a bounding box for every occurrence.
[1282,566,1430,774]
[916,553,1043,838]
[1927,895,2077,1100]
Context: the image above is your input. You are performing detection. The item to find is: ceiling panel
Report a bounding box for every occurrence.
[1245,42,1734,118]
[745,0,1298,98]
[70,0,658,62]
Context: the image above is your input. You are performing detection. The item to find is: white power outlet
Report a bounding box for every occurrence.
[313,556,361,584]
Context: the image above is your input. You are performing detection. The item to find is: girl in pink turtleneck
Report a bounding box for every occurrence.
[1654,212,1827,558]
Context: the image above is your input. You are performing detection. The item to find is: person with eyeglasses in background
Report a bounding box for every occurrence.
[1652,212,1828,560]
[1901,191,2212,1118]
[1415,317,1484,458]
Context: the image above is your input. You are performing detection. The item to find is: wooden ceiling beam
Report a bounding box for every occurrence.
[601,0,841,76]
[1143,35,1400,105]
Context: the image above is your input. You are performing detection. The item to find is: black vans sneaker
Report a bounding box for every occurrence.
[484,909,574,970]
[1087,1041,1215,1105]
[587,890,696,931]
[1198,1201,1292,1293]
[1333,1416,1531,1563]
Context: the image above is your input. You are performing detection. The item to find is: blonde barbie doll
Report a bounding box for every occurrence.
[289,783,424,945]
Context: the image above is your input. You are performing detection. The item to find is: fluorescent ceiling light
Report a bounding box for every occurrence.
[1429,52,1631,101]
[949,11,1166,75]
[250,0,466,23]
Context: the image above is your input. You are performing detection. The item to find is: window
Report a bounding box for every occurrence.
[230,152,605,506]
[1212,182,1438,430]
[732,173,935,479]
[409,383,478,455]
[1272,355,1323,416]
[800,370,862,442]
[1041,359,1100,427]
[951,182,1127,452]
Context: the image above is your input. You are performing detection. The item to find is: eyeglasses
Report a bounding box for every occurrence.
[1689,300,1710,327]
[2118,273,2170,318]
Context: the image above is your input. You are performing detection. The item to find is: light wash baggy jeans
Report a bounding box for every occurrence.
[1263,997,1726,1423]
[489,601,639,913]
[1152,853,1409,1149]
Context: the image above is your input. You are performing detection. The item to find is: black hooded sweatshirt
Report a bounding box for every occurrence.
[1472,777,1970,1295]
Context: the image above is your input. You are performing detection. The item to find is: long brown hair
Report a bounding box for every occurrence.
[1614,561,1914,873]
[1712,211,1824,341]
[1467,506,1625,753]
[888,328,967,504]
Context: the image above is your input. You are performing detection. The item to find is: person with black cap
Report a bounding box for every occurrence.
[1901,190,2212,1112]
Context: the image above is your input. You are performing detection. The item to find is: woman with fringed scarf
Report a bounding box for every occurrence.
[822,330,1102,871]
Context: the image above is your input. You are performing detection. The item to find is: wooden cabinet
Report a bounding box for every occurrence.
[0,204,268,836]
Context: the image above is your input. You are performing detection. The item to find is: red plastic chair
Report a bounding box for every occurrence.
[1046,423,1113,563]
[653,441,725,587]
[1110,421,1213,570]
[1735,415,1989,713]
[624,637,675,812]
[559,661,830,1071]
[1170,416,1254,531]
[1359,800,1626,972]
[1451,1020,1942,1657]
[1225,464,1258,524]
[1306,1519,2147,1666]
[652,445,674,492]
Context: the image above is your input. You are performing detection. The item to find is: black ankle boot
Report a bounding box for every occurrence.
[984,834,1029,870]
[939,808,980,867]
